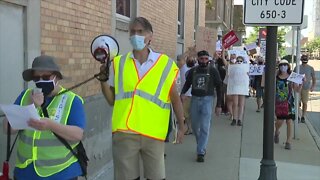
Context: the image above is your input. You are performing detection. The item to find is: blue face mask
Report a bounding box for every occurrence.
[35,76,56,96]
[130,35,146,51]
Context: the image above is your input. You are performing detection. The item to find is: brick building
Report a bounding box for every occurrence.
[0,0,206,178]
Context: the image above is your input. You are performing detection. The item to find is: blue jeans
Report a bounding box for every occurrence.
[190,96,214,155]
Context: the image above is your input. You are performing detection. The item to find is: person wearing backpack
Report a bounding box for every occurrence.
[3,55,87,179]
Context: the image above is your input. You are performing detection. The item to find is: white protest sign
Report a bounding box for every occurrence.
[228,50,250,64]
[216,40,222,51]
[260,40,266,58]
[244,0,304,25]
[249,64,265,75]
[287,72,305,84]
[227,64,249,95]
[245,43,257,51]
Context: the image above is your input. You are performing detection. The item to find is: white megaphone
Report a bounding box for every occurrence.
[90,35,119,63]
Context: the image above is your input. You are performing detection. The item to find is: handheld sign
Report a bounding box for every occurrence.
[245,43,257,51]
[249,65,265,76]
[228,50,250,64]
[244,0,305,26]
[222,30,239,49]
[227,64,249,96]
[287,72,305,84]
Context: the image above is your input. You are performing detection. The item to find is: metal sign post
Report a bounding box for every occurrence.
[294,26,302,139]
[258,26,278,180]
[244,0,305,179]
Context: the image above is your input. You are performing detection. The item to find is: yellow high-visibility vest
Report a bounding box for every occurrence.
[15,88,83,177]
[112,52,179,140]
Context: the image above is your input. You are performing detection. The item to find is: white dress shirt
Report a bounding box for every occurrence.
[108,49,161,87]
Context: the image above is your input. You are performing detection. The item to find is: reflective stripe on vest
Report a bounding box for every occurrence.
[19,133,78,147]
[115,55,173,109]
[112,53,179,140]
[15,88,82,177]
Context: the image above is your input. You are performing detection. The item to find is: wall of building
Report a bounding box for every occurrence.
[40,0,113,97]
[139,0,178,58]
[184,1,196,50]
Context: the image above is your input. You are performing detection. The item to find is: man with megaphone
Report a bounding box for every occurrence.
[98,17,185,180]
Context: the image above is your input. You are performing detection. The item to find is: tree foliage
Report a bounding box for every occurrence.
[244,27,289,57]
[305,37,320,54]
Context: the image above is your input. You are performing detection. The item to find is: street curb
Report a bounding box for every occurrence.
[305,115,320,151]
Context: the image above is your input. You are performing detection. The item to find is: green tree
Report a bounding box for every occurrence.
[245,26,289,57]
[305,37,320,54]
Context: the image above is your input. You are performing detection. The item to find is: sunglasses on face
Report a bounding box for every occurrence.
[32,74,53,81]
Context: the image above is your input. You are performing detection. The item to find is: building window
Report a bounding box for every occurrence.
[116,0,130,18]
[177,0,185,38]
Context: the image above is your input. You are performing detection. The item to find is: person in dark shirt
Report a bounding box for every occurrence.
[180,50,222,163]
[253,56,265,112]
[215,53,227,114]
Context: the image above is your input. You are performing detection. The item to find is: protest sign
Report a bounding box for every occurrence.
[249,64,265,75]
[228,50,250,64]
[245,43,257,51]
[227,64,249,95]
[222,30,239,49]
[216,40,222,51]
[245,42,258,55]
[287,72,305,85]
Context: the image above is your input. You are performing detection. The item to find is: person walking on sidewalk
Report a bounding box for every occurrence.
[294,54,316,123]
[180,56,196,135]
[225,55,249,126]
[99,17,185,180]
[181,50,222,163]
[221,49,235,120]
[253,56,265,112]
[215,51,228,115]
[274,60,302,150]
[2,55,87,179]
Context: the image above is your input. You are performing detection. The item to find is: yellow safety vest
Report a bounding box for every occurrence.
[15,88,83,177]
[112,52,179,140]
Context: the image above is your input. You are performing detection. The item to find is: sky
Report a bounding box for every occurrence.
[235,0,313,37]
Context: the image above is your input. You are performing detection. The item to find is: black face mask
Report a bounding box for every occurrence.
[186,61,196,67]
[35,79,55,96]
[198,62,209,67]
[258,62,263,65]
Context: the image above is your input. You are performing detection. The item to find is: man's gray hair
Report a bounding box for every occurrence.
[130,17,153,33]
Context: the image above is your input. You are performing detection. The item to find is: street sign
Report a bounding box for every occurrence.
[244,0,305,26]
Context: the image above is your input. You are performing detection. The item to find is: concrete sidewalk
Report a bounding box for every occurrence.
[165,98,320,180]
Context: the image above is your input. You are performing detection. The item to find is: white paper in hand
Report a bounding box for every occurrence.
[0,104,40,130]
[287,72,305,85]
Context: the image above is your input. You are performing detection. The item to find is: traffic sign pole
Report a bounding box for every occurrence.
[243,1,304,179]
[258,26,278,180]
[294,26,302,139]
